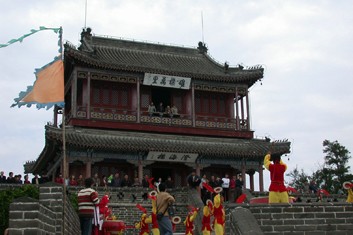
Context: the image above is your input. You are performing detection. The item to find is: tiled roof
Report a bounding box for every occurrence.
[64,33,264,86]
[45,125,290,158]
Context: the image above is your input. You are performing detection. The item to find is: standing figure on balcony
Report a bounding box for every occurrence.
[263,151,289,203]
[148,102,156,117]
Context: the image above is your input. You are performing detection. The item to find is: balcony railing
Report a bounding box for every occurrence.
[71,106,249,131]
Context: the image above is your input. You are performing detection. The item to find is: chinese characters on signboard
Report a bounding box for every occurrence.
[143,73,191,90]
[146,151,198,163]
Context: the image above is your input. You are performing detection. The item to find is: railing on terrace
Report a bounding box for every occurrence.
[70,106,250,131]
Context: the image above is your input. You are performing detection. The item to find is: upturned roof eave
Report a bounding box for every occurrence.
[43,125,290,158]
[64,44,264,86]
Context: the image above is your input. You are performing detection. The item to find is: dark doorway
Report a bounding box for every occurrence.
[151,167,173,183]
[151,87,171,111]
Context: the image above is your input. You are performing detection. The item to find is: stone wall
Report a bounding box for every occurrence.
[226,202,353,235]
[7,183,80,235]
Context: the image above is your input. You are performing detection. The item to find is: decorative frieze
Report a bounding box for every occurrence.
[77,71,137,84]
[194,83,237,93]
[90,112,137,122]
[195,120,236,129]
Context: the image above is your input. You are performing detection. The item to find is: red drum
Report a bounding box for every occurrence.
[102,220,125,235]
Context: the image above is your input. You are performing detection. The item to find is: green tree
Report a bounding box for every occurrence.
[312,140,353,193]
[286,166,310,193]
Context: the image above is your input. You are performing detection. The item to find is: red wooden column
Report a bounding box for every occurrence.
[195,163,201,177]
[138,160,143,184]
[191,82,195,127]
[71,70,77,119]
[235,88,239,130]
[241,159,246,190]
[137,78,141,123]
[259,163,264,192]
[86,71,91,119]
[245,89,250,130]
[85,159,92,179]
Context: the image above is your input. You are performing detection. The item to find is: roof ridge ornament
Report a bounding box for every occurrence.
[79,27,94,53]
[197,41,208,54]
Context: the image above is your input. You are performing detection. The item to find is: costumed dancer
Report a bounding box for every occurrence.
[212,190,225,235]
[92,194,111,235]
[94,194,111,234]
[264,151,289,203]
[148,191,160,235]
[184,206,199,235]
[171,216,182,233]
[343,181,353,203]
[135,204,151,235]
[201,200,213,235]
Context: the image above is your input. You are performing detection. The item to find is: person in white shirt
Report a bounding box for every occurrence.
[221,174,230,202]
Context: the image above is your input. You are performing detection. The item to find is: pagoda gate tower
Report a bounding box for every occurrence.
[26,28,290,192]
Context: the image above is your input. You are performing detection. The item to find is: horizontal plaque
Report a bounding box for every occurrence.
[143,73,191,89]
[146,151,198,163]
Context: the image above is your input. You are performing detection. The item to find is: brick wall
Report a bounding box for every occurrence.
[7,183,80,235]
[227,202,353,235]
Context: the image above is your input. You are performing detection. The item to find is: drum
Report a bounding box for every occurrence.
[102,220,125,235]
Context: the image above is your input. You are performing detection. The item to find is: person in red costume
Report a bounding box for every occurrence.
[212,193,225,235]
[263,151,289,203]
[147,193,160,235]
[201,200,213,235]
[184,207,199,235]
[135,204,151,235]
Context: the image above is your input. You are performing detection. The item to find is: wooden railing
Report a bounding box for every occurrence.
[70,106,250,131]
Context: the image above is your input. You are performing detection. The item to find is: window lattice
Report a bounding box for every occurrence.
[211,95,217,114]
[121,90,128,106]
[195,92,228,116]
[93,87,100,104]
[195,95,201,113]
[111,87,119,105]
[219,95,225,114]
[102,87,110,105]
[203,95,209,113]
[141,93,150,108]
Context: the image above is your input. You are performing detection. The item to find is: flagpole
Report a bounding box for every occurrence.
[59,26,67,235]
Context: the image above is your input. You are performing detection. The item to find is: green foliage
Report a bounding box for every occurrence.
[286,166,310,192]
[287,140,353,194]
[68,191,79,212]
[312,140,353,193]
[0,185,39,234]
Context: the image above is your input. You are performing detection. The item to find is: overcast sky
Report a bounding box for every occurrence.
[1,0,352,190]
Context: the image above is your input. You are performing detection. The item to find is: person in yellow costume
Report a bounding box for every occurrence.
[201,200,213,235]
[264,152,289,203]
[212,193,225,235]
[343,182,353,203]
[346,188,353,203]
[184,207,199,235]
[148,193,160,235]
[135,204,151,235]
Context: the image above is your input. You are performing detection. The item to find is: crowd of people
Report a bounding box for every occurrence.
[186,170,244,204]
[148,102,179,117]
[0,171,48,185]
